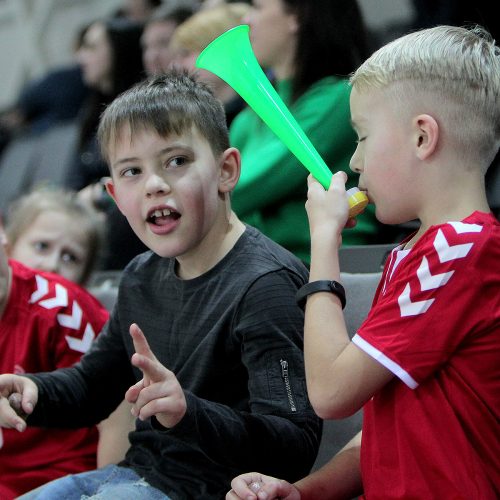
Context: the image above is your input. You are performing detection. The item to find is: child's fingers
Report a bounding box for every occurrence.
[130,324,156,360]
[131,353,169,384]
[328,171,348,191]
[0,397,27,432]
[125,378,144,404]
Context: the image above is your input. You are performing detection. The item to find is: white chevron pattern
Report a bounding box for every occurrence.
[57,301,82,330]
[417,256,454,291]
[433,229,473,263]
[448,222,482,234]
[398,224,478,317]
[39,283,68,309]
[30,273,96,353]
[29,275,49,303]
[65,323,95,353]
[398,283,434,317]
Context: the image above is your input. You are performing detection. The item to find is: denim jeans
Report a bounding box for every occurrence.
[17,464,171,500]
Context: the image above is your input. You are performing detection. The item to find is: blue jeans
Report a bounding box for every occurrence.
[17,464,171,500]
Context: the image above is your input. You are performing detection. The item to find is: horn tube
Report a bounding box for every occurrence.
[196,24,368,218]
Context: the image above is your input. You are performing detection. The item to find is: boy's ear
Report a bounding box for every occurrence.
[104,178,123,213]
[218,147,241,193]
[413,113,439,160]
[105,178,116,200]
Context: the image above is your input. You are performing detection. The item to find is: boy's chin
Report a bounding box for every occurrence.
[148,241,185,259]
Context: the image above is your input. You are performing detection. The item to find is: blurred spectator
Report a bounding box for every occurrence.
[169,2,250,125]
[0,216,108,499]
[113,0,163,22]
[0,67,89,137]
[141,3,196,76]
[66,17,145,191]
[229,0,382,263]
[0,23,91,155]
[63,17,149,270]
[4,186,103,286]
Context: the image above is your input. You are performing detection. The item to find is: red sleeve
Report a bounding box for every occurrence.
[354,219,500,387]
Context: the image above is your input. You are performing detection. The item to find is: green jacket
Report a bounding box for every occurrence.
[230,77,378,263]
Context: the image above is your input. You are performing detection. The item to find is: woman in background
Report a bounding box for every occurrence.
[230,0,381,263]
[66,17,148,270]
[66,17,144,190]
[169,2,250,125]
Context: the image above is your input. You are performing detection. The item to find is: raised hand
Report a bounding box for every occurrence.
[125,323,187,429]
[305,172,356,243]
[0,374,38,432]
[226,472,300,500]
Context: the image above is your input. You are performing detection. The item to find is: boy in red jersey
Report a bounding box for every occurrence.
[0,227,109,499]
[228,25,500,500]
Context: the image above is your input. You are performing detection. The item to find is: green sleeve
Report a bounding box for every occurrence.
[230,77,357,215]
[229,77,379,261]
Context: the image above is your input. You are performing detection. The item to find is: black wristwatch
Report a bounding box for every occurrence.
[296,280,346,309]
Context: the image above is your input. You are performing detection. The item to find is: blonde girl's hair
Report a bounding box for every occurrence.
[4,186,104,284]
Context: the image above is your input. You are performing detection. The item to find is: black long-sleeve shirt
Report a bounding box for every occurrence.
[26,226,322,499]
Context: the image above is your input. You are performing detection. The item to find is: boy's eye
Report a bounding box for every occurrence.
[122,167,141,177]
[356,136,366,144]
[166,156,187,169]
[33,241,50,252]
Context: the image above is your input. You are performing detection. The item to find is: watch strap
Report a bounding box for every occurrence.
[296,280,346,309]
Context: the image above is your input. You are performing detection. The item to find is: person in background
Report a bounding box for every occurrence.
[228,24,500,499]
[4,185,137,468]
[0,220,109,499]
[0,22,91,156]
[0,70,321,500]
[114,0,162,22]
[229,0,381,264]
[141,3,197,76]
[65,17,149,270]
[66,17,145,191]
[169,2,250,125]
[4,186,103,286]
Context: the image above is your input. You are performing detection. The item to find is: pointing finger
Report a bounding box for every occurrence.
[131,352,169,384]
[130,323,157,362]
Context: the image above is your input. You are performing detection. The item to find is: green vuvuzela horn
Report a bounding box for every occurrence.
[196,24,368,218]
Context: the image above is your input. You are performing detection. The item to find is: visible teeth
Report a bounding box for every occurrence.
[153,209,171,218]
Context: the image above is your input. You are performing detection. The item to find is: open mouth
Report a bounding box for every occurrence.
[147,207,181,226]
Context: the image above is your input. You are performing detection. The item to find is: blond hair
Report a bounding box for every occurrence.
[169,3,250,54]
[5,186,104,284]
[351,25,500,169]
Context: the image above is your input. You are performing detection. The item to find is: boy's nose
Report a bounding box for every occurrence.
[145,173,171,197]
[349,151,362,173]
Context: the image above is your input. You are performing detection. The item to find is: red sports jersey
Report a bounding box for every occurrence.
[0,260,109,499]
[353,212,500,499]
